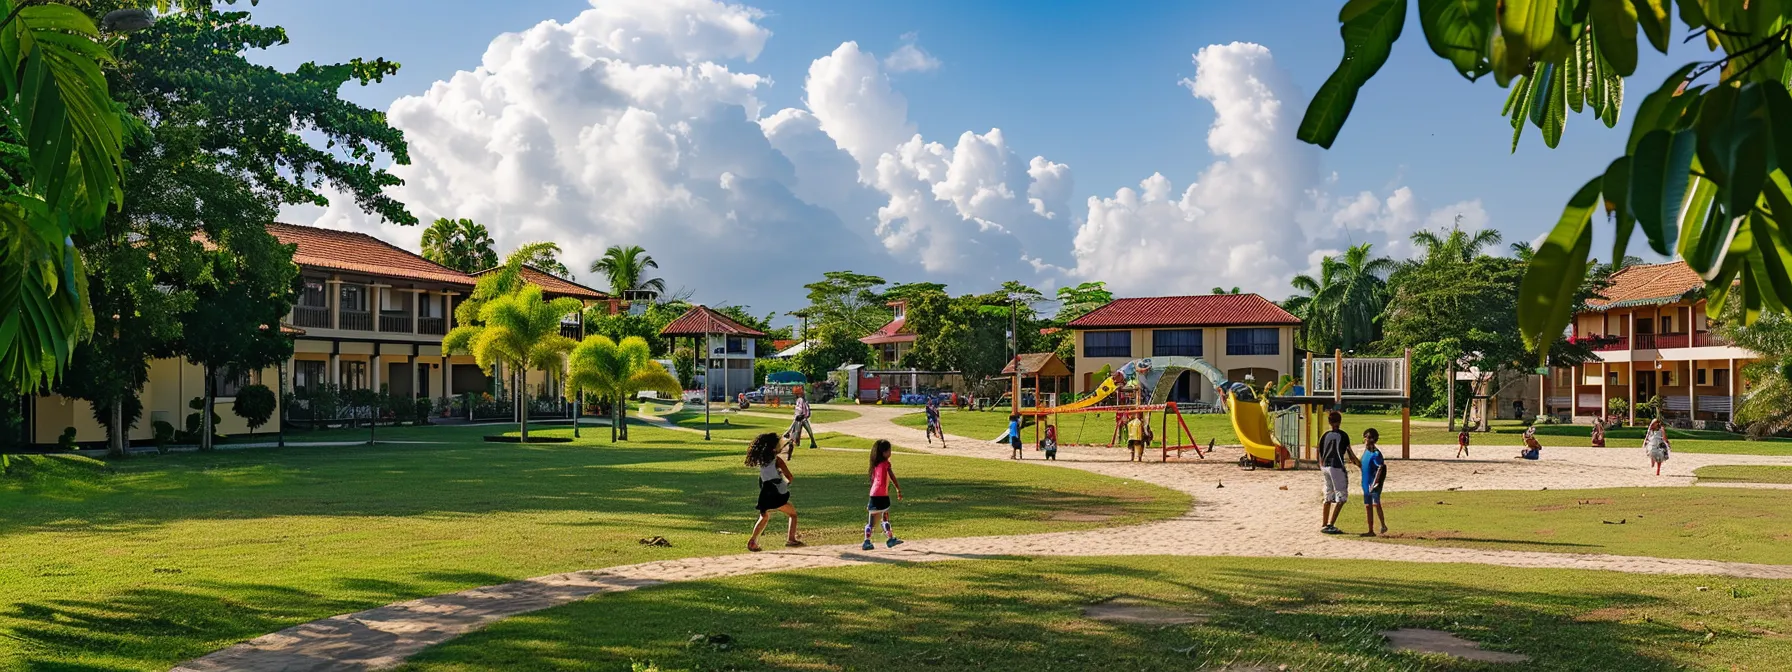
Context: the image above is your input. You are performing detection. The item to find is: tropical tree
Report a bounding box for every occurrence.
[420,218,499,273]
[0,1,135,394]
[800,271,890,337]
[1719,299,1792,437]
[1299,0,1792,362]
[515,241,573,280]
[1211,287,1242,294]
[443,284,581,442]
[1410,224,1503,264]
[1285,261,1340,353]
[590,244,666,300]
[1287,243,1394,353]
[566,334,680,442]
[1052,281,1114,366]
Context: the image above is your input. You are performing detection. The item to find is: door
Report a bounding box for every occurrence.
[1636,371,1657,404]
[416,363,431,399]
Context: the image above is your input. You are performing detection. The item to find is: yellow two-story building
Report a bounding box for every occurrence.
[27,223,610,445]
[1544,261,1757,425]
[1066,294,1301,404]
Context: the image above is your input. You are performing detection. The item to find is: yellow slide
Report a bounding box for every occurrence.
[1046,373,1121,412]
[1227,389,1289,468]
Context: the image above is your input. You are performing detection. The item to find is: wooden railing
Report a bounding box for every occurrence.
[559,323,582,340]
[380,313,411,333]
[1308,357,1406,396]
[1693,331,1728,347]
[339,311,372,331]
[418,317,446,335]
[293,305,331,328]
[1653,332,1689,349]
[1633,333,1657,350]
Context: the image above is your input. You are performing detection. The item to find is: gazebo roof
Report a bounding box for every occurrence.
[1001,352,1072,378]
[658,305,767,337]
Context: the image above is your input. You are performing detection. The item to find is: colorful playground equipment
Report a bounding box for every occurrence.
[1017,350,1412,468]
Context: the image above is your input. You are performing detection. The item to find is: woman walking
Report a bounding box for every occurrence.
[745,433,802,551]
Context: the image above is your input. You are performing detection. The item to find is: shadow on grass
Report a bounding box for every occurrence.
[402,558,1724,671]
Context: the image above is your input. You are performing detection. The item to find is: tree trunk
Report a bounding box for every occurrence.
[201,366,216,452]
[108,394,125,458]
[620,395,629,441]
[609,395,618,443]
[517,368,529,441]
[573,391,581,439]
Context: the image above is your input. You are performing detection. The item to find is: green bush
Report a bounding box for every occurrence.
[56,427,78,451]
[233,384,278,433]
[413,397,433,424]
[152,420,175,447]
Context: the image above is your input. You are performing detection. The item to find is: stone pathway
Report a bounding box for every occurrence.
[173,405,1792,671]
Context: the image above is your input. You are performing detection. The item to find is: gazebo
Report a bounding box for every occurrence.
[659,305,767,440]
[1002,352,1073,406]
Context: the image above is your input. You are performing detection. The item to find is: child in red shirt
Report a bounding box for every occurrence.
[863,439,904,550]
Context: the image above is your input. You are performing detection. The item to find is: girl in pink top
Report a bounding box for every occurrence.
[863,439,904,550]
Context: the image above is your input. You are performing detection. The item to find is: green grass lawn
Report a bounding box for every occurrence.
[1360,417,1792,455]
[0,425,1186,671]
[1694,465,1792,484]
[1366,487,1792,564]
[402,556,1792,671]
[893,407,1240,445]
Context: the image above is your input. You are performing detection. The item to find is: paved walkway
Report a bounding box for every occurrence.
[174,406,1792,671]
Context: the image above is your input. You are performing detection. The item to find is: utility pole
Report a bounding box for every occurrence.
[1010,294,1021,417]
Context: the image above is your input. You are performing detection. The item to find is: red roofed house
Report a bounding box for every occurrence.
[1546,261,1757,425]
[31,222,505,444]
[859,300,915,365]
[659,305,766,400]
[1066,294,1301,404]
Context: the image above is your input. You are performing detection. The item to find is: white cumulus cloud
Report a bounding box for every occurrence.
[296,3,1485,313]
[883,32,942,73]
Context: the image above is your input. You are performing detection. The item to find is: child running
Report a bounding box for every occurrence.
[924,397,946,447]
[862,439,904,550]
[1360,427,1388,536]
[1042,422,1058,460]
[1008,414,1024,459]
[1644,417,1671,475]
[1455,428,1470,458]
[745,432,802,552]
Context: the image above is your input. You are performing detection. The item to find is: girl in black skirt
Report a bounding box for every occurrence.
[746,432,802,551]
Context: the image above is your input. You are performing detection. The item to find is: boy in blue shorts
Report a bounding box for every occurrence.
[1360,427,1388,536]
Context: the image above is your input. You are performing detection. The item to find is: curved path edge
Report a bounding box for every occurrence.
[175,406,1792,671]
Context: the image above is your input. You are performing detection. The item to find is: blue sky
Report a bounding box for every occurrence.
[248,0,1690,314]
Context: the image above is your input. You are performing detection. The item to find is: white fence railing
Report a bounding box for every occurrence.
[1307,358,1407,396]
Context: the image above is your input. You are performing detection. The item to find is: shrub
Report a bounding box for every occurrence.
[56,427,78,451]
[152,420,175,447]
[413,397,433,424]
[233,384,278,434]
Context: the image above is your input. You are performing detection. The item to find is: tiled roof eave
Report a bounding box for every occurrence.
[1588,289,1703,311]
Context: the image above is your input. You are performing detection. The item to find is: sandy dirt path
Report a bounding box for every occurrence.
[174,406,1792,671]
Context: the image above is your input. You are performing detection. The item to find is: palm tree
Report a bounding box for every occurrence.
[421,218,500,273]
[590,245,667,301]
[1211,287,1242,294]
[1410,217,1504,264]
[566,335,681,442]
[1285,260,1340,353]
[1330,243,1397,350]
[443,284,582,441]
[516,242,574,280]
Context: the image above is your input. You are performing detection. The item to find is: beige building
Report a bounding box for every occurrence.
[28,223,610,445]
[1545,261,1756,425]
[1066,294,1301,404]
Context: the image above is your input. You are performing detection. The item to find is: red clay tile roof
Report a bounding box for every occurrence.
[475,266,609,301]
[267,222,474,286]
[859,317,915,345]
[659,305,767,337]
[1068,294,1300,329]
[1588,261,1703,310]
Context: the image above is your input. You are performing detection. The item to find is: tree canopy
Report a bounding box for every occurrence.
[1300,0,1792,363]
[421,218,499,273]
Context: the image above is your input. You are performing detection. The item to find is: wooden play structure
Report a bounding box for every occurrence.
[1289,349,1414,461]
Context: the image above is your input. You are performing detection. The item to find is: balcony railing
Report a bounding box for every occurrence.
[560,323,582,340]
[1592,340,1627,352]
[293,305,331,328]
[1633,333,1657,349]
[1308,357,1406,396]
[419,317,446,335]
[339,310,372,331]
[380,313,412,333]
[1694,331,1729,347]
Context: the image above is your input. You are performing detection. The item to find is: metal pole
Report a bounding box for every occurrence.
[703,333,711,441]
[278,359,287,448]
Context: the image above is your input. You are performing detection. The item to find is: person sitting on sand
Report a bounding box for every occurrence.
[1515,425,1541,460]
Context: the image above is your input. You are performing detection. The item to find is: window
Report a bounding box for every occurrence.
[726,336,748,354]
[380,288,407,312]
[1715,368,1731,390]
[1697,368,1708,386]
[339,360,367,390]
[212,367,253,397]
[299,279,328,308]
[1152,329,1202,357]
[418,294,440,318]
[339,284,367,312]
[1226,328,1279,356]
[1660,315,1673,333]
[294,361,326,392]
[1083,331,1131,358]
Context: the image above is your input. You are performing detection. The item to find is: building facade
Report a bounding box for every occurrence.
[859,300,915,365]
[1067,294,1302,404]
[30,223,609,445]
[1544,261,1756,425]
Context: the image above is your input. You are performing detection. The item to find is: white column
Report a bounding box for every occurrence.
[411,289,423,334]
[327,277,343,329]
[371,353,382,393]
[1728,357,1737,422]
[329,353,341,385]
[371,284,391,333]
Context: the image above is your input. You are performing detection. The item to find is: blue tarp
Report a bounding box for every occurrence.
[766,371,807,385]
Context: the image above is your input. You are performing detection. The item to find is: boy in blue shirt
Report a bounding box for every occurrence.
[1360,427,1388,536]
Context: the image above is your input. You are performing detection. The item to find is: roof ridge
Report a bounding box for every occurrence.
[272,221,470,278]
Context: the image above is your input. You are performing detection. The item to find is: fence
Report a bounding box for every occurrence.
[1307,357,1406,396]
[1270,406,1302,456]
